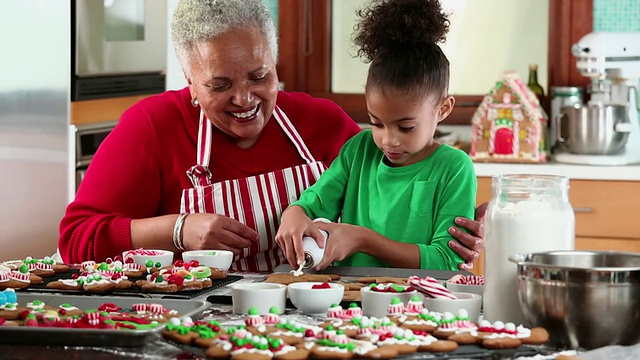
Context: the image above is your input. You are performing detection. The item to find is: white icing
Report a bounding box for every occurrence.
[290,263,304,276]
[273,345,298,356]
[315,346,350,354]
[26,301,45,309]
[59,279,81,287]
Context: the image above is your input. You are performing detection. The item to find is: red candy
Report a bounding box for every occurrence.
[174,260,184,267]
[189,260,200,267]
[311,282,331,289]
[168,274,185,286]
[98,303,121,312]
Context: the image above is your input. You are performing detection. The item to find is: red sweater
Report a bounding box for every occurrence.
[59,88,361,263]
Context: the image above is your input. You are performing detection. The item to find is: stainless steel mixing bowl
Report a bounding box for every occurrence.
[556,104,630,155]
[510,250,640,349]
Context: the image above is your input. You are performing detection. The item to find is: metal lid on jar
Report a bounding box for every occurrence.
[551,86,583,97]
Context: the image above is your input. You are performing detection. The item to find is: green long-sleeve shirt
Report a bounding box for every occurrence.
[292,130,477,270]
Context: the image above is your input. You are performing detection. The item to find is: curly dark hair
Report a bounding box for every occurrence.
[353,0,451,100]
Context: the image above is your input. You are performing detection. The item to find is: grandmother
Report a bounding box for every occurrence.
[58,0,485,272]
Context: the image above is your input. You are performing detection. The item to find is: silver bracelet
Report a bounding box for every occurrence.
[172,213,189,251]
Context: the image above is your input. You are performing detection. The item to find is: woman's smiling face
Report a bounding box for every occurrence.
[186,26,279,148]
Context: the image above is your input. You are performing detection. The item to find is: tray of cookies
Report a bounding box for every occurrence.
[158,305,555,360]
[7,258,243,299]
[0,290,210,347]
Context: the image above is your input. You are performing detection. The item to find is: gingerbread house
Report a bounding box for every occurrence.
[470,71,547,163]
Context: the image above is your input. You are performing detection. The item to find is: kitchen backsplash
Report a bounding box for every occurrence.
[594,0,640,31]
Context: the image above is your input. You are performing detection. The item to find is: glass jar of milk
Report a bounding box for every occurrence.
[483,174,575,326]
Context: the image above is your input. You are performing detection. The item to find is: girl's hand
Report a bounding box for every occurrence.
[275,206,324,268]
[313,222,366,270]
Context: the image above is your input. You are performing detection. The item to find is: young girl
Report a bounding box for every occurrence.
[275,0,477,271]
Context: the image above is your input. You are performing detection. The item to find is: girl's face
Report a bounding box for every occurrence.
[366,89,454,167]
[186,27,279,148]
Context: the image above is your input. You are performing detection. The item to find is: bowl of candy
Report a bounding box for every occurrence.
[445,274,484,297]
[232,282,287,315]
[181,250,234,271]
[360,283,420,318]
[287,282,345,315]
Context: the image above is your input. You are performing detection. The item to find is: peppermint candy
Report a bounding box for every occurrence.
[132,303,149,312]
[448,274,484,285]
[149,303,165,314]
[408,276,458,300]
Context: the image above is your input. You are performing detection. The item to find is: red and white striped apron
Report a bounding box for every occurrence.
[180,106,327,272]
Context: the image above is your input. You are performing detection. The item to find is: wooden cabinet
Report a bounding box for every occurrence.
[471,177,640,275]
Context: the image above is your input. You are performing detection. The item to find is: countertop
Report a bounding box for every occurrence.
[473,162,640,181]
[1,272,636,359]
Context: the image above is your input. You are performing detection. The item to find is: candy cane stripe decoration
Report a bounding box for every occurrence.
[408,276,458,300]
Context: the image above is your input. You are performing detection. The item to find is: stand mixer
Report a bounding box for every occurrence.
[554,32,640,166]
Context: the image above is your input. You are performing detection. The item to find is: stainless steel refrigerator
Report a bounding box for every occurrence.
[0,1,71,260]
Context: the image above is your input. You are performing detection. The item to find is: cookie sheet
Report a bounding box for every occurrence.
[22,271,243,300]
[0,293,210,347]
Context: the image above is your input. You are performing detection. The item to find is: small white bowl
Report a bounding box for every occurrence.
[445,281,484,298]
[182,250,234,271]
[360,285,421,318]
[422,291,482,322]
[232,283,287,315]
[287,282,345,315]
[122,249,174,268]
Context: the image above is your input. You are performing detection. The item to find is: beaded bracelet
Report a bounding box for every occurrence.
[172,213,189,251]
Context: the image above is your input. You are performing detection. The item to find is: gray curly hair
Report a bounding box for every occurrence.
[171,0,278,76]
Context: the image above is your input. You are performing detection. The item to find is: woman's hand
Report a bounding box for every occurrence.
[275,206,324,268]
[182,213,259,255]
[448,202,488,271]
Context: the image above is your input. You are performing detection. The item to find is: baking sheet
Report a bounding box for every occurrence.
[0,293,210,347]
[164,336,550,359]
[21,269,243,299]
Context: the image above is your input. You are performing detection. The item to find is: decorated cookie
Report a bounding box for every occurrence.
[0,265,31,290]
[162,316,199,344]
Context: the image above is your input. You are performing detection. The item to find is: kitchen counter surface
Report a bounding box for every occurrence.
[1,272,636,359]
[473,162,640,181]
[433,125,640,181]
